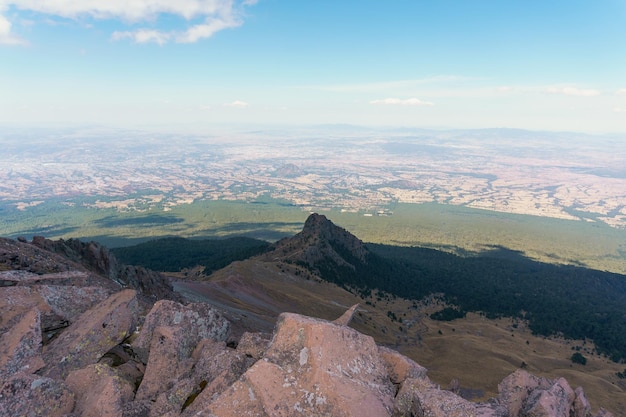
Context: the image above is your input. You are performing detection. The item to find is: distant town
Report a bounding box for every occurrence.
[2,126,625,229]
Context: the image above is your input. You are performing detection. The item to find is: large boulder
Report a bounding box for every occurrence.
[36,285,113,321]
[180,340,251,416]
[65,363,135,417]
[497,369,552,416]
[0,308,45,379]
[203,312,397,417]
[522,377,575,417]
[135,325,194,402]
[41,289,140,380]
[236,331,272,360]
[132,300,230,364]
[0,372,75,417]
[573,386,592,417]
[378,345,427,385]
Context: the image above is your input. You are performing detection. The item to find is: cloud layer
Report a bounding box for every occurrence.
[0,0,257,45]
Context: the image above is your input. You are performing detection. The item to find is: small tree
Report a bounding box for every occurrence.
[571,352,587,365]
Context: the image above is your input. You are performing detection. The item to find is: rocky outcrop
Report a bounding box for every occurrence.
[495,369,611,417]
[41,289,140,380]
[203,312,397,417]
[0,268,617,417]
[65,363,135,417]
[269,213,370,270]
[0,372,75,417]
[29,236,180,301]
[132,299,230,363]
[0,308,45,379]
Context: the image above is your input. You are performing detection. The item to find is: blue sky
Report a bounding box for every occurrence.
[1,0,625,133]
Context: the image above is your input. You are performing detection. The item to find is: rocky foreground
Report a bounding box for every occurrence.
[0,236,617,416]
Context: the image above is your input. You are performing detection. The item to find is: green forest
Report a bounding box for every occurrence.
[111,236,270,275]
[308,241,626,363]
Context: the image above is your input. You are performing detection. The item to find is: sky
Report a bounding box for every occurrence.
[1,0,625,133]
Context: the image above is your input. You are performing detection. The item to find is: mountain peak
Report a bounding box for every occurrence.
[269,213,369,275]
[301,212,341,238]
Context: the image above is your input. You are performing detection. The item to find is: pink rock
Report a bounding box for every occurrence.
[333,303,359,326]
[203,312,396,416]
[0,286,50,333]
[0,308,45,379]
[65,363,135,417]
[497,369,551,417]
[41,289,140,380]
[0,372,75,417]
[236,331,271,360]
[135,325,192,402]
[181,341,251,416]
[378,345,427,384]
[523,377,575,417]
[150,378,198,417]
[132,300,230,364]
[573,386,592,417]
[37,285,112,321]
[409,385,481,417]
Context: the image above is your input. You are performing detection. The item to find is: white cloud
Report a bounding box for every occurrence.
[546,86,601,97]
[0,12,27,45]
[175,14,238,43]
[224,100,249,108]
[0,0,256,45]
[614,107,626,113]
[370,98,434,106]
[111,29,170,45]
[616,88,626,96]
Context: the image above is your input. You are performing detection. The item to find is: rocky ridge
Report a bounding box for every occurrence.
[0,234,617,416]
[267,212,370,273]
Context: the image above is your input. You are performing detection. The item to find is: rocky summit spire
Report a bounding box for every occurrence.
[269,213,370,272]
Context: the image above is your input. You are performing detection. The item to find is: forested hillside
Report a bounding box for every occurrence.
[312,241,626,362]
[111,236,270,274]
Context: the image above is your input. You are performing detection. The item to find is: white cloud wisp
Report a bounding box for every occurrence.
[0,0,256,45]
